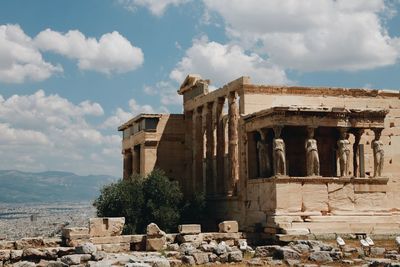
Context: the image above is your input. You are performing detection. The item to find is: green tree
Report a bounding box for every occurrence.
[93,170,185,234]
[93,176,144,233]
[141,170,183,232]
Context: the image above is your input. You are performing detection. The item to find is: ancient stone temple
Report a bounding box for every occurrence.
[119,74,400,238]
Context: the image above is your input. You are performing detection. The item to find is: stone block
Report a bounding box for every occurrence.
[178,224,201,234]
[192,252,209,264]
[0,250,10,261]
[0,241,15,250]
[65,238,89,247]
[89,217,125,237]
[146,223,165,237]
[15,237,44,249]
[354,184,387,193]
[177,234,203,244]
[43,238,62,247]
[258,183,276,212]
[228,251,243,262]
[281,228,310,235]
[62,227,89,239]
[146,236,166,251]
[89,235,145,245]
[328,183,355,212]
[202,232,242,242]
[354,192,388,212]
[101,243,130,253]
[302,184,328,212]
[10,249,23,260]
[60,254,91,265]
[75,243,97,255]
[22,248,46,258]
[218,221,239,233]
[275,183,302,212]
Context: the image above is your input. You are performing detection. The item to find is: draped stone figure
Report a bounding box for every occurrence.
[372,129,384,177]
[273,126,286,176]
[305,127,320,176]
[338,129,351,177]
[257,140,270,177]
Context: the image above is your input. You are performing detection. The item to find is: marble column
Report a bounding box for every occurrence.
[132,146,139,176]
[338,128,351,177]
[372,128,384,177]
[205,102,215,195]
[352,129,364,177]
[184,111,193,196]
[272,126,286,176]
[193,106,204,192]
[228,91,239,195]
[216,97,225,195]
[123,149,132,180]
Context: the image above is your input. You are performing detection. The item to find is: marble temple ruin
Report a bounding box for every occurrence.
[118,74,400,239]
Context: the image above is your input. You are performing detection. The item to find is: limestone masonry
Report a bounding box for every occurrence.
[119,74,400,239]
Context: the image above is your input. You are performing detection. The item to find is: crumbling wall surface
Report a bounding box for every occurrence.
[245,178,399,236]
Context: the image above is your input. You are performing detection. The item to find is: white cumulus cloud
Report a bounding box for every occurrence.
[101,98,168,129]
[0,24,63,83]
[35,29,144,74]
[203,0,400,71]
[118,0,189,16]
[0,90,121,176]
[170,36,288,87]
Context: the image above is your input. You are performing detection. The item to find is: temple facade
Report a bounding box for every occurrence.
[119,74,400,238]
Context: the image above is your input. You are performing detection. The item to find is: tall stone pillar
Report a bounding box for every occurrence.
[132,146,139,176]
[216,97,225,195]
[205,102,215,195]
[228,91,239,196]
[352,129,364,177]
[184,111,193,196]
[123,149,132,180]
[193,106,204,192]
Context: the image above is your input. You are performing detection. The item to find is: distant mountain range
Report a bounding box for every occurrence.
[0,170,118,203]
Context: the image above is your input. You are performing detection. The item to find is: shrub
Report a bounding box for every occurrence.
[93,175,144,233]
[93,170,184,234]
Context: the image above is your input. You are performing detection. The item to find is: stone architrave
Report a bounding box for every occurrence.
[372,129,384,177]
[273,126,286,176]
[337,129,351,177]
[305,127,319,176]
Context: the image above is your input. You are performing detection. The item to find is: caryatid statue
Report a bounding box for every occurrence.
[372,129,384,177]
[305,127,320,176]
[338,129,351,177]
[273,126,286,176]
[257,130,270,177]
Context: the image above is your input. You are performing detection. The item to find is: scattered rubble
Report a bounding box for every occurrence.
[1,217,400,266]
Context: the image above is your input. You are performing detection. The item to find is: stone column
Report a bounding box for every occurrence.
[123,149,132,180]
[132,146,139,176]
[305,127,320,176]
[216,97,225,195]
[352,129,364,177]
[184,111,193,196]
[193,106,204,192]
[272,126,286,176]
[228,91,239,195]
[372,128,384,177]
[205,102,215,195]
[338,128,351,177]
[257,129,270,177]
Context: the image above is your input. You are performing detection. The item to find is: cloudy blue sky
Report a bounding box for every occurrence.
[0,0,400,177]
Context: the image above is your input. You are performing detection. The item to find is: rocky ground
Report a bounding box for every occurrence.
[1,237,400,266]
[0,203,95,240]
